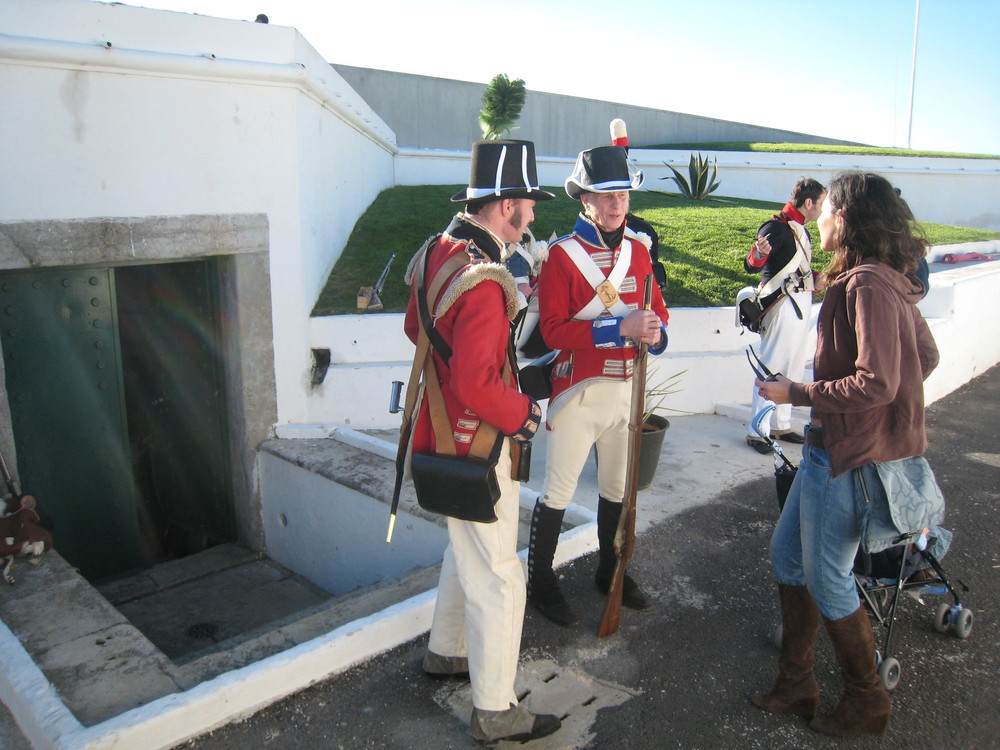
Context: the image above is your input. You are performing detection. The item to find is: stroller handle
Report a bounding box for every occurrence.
[750,404,798,471]
[751,404,776,440]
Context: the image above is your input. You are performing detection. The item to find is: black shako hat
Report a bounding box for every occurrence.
[564,145,644,200]
[451,140,555,203]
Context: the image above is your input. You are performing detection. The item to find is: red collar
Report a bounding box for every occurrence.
[781,202,806,224]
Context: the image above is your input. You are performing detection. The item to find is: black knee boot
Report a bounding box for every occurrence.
[595,496,653,611]
[527,500,579,627]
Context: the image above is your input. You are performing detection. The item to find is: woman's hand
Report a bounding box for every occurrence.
[755,374,795,404]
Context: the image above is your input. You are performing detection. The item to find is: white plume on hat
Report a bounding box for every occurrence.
[610,119,628,149]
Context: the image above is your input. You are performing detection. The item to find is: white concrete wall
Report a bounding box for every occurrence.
[919,260,1000,402]
[394,148,575,193]
[305,308,772,428]
[395,148,1000,231]
[306,257,1000,429]
[640,149,1000,231]
[0,0,396,426]
[258,452,447,595]
[334,65,859,157]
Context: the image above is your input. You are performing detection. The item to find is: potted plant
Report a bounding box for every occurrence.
[637,370,685,489]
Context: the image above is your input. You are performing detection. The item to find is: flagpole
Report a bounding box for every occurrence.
[905,0,921,149]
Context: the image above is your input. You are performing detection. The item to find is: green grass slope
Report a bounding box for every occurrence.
[313,186,1000,315]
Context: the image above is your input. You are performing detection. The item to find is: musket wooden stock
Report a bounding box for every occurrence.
[597,274,653,638]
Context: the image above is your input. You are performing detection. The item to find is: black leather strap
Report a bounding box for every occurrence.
[417,248,454,364]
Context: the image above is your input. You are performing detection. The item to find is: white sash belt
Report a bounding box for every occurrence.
[559,237,632,320]
[758,221,814,298]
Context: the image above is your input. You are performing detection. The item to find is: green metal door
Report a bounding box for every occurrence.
[0,268,141,580]
[115,261,234,560]
[0,260,235,582]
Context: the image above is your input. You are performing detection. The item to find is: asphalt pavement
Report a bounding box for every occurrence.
[180,365,999,750]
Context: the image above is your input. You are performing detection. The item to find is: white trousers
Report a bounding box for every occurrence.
[749,291,813,436]
[542,380,632,510]
[426,442,526,711]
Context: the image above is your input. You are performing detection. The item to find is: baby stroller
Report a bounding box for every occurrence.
[750,403,973,692]
[853,527,971,690]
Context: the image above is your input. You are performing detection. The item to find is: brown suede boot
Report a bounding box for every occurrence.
[810,605,891,737]
[751,584,820,718]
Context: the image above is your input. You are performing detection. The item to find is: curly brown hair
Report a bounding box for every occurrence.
[823,171,926,283]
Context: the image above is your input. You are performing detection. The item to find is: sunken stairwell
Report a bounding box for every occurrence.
[0,432,574,727]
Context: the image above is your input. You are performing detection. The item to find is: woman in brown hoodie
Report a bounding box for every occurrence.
[750,172,939,737]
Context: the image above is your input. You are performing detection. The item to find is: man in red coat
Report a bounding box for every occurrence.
[528,145,670,627]
[403,140,560,744]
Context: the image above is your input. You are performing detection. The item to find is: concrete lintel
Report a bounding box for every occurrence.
[0,214,268,270]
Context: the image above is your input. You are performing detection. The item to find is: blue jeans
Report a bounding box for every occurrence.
[770,430,866,620]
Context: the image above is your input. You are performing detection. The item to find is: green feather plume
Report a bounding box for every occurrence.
[479,74,526,140]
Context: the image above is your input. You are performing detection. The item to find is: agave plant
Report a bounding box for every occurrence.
[479,73,526,140]
[643,369,688,423]
[660,153,721,200]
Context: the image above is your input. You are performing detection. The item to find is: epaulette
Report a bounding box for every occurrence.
[435,263,521,321]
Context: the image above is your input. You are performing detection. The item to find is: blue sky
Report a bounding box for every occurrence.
[91,0,999,155]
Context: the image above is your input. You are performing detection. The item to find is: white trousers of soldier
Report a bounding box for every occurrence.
[542,379,632,510]
[749,290,814,436]
[427,441,525,711]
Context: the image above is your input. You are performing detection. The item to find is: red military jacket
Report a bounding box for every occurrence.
[538,213,670,422]
[404,214,537,456]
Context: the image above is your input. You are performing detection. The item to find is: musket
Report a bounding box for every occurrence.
[357,251,397,311]
[385,379,407,543]
[386,253,435,542]
[385,405,409,543]
[597,273,654,638]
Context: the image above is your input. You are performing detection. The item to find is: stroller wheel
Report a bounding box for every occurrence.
[953,607,974,639]
[934,603,951,633]
[877,657,900,692]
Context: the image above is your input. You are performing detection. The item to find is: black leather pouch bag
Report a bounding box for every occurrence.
[739,295,766,333]
[411,436,503,523]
